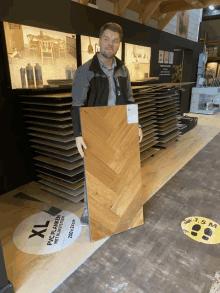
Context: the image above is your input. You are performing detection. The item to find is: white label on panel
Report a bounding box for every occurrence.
[126,104,138,124]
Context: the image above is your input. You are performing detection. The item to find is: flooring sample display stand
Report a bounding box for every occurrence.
[80,105,144,242]
[18,82,190,214]
[19,88,85,204]
[131,83,161,165]
[131,81,181,149]
[0,240,14,293]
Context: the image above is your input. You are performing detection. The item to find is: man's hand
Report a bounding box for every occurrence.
[76,136,87,158]
[139,128,143,143]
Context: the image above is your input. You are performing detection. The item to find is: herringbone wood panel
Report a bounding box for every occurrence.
[81,105,144,242]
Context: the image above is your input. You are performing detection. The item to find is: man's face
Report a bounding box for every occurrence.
[99,29,120,59]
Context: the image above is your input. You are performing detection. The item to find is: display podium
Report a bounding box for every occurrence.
[80,105,144,242]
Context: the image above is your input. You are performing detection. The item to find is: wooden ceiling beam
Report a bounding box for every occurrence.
[139,1,162,24]
[203,0,220,5]
[159,1,194,14]
[158,11,177,30]
[184,0,205,8]
[78,0,90,4]
[151,10,164,21]
[114,0,133,16]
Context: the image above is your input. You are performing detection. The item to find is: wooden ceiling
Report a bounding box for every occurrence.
[78,0,220,29]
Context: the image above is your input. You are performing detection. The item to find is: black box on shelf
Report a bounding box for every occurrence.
[180,116,198,131]
[179,124,189,135]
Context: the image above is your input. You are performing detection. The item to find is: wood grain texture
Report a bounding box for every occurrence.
[20,92,72,98]
[34,149,81,162]
[80,105,144,242]
[27,126,73,135]
[26,120,73,128]
[31,144,78,156]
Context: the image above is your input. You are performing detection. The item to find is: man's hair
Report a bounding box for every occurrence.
[99,23,123,41]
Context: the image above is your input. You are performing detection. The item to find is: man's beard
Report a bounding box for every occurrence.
[100,49,115,59]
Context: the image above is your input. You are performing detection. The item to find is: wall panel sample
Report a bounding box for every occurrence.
[80,105,144,242]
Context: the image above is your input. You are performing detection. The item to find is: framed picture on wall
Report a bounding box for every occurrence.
[81,35,122,65]
[164,51,169,64]
[158,50,164,63]
[3,21,77,89]
[125,43,151,82]
[169,52,174,64]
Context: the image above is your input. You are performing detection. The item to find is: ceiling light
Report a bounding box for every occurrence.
[191,1,198,5]
[209,5,215,10]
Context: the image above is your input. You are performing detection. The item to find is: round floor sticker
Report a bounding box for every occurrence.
[13,210,82,254]
[181,217,220,244]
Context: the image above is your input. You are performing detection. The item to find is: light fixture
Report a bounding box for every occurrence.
[209,5,215,10]
[191,1,198,5]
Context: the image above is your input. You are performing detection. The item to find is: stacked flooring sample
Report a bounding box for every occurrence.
[132,82,181,152]
[20,90,85,203]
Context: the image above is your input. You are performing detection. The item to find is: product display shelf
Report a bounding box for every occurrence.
[132,82,182,151]
[151,86,181,149]
[19,90,85,203]
[132,83,160,164]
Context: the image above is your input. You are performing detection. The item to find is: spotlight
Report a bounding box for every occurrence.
[209,5,215,10]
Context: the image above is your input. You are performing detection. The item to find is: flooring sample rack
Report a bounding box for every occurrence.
[131,83,160,165]
[132,82,181,150]
[19,82,183,203]
[19,89,85,204]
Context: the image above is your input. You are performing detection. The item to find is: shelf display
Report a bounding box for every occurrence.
[125,43,151,82]
[81,35,122,64]
[3,22,77,89]
[131,81,160,165]
[19,90,85,203]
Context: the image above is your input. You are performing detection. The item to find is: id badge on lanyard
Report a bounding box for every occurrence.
[116,77,121,96]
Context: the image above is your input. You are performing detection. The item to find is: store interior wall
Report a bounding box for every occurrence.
[0,0,203,196]
[0,22,36,195]
[162,9,202,42]
[200,18,220,41]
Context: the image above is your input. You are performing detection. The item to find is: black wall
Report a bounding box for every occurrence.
[200,18,220,42]
[0,0,203,195]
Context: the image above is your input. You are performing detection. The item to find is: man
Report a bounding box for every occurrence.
[70,22,143,226]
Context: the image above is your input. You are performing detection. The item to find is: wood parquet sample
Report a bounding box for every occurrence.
[26,120,73,128]
[80,105,144,242]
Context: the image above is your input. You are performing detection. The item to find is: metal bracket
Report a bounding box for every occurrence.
[0,282,14,293]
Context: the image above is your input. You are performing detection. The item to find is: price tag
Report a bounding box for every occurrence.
[126,104,138,124]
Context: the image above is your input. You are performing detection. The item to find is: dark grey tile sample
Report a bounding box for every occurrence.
[43,206,62,216]
[53,133,220,293]
[13,192,43,202]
